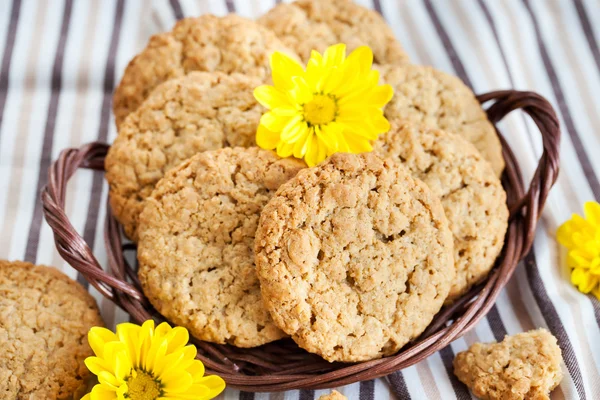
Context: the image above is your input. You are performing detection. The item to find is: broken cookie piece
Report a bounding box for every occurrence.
[318,390,347,400]
[453,329,563,400]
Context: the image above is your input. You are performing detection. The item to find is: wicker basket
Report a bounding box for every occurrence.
[41,90,560,392]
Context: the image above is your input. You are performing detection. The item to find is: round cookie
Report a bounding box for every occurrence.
[106,72,264,241]
[381,64,505,176]
[254,152,454,362]
[374,121,509,302]
[258,0,409,65]
[0,260,104,399]
[113,14,299,128]
[137,147,306,348]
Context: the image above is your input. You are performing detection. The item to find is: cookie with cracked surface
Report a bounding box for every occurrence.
[454,329,563,400]
[374,121,508,302]
[106,71,264,241]
[318,390,347,400]
[381,64,505,176]
[113,14,299,128]
[137,147,305,347]
[0,260,104,400]
[258,0,409,65]
[254,152,454,362]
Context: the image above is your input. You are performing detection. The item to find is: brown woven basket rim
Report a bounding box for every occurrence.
[41,89,561,392]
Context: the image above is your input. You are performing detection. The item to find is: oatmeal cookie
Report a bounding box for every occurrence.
[106,72,263,241]
[113,14,299,127]
[454,329,563,400]
[0,260,104,400]
[254,152,454,362]
[374,121,508,302]
[381,64,505,176]
[258,0,409,65]
[137,147,305,347]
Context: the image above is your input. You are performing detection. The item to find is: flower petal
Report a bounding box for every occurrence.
[89,383,118,400]
[170,376,226,400]
[280,115,306,142]
[162,371,193,393]
[85,356,113,376]
[276,141,295,158]
[322,43,346,69]
[317,122,343,152]
[590,257,600,274]
[365,84,394,108]
[198,375,227,396]
[592,285,600,301]
[165,326,189,353]
[308,50,323,66]
[572,268,598,293]
[584,201,600,227]
[114,351,132,382]
[154,321,172,340]
[144,335,168,373]
[304,134,325,167]
[256,125,280,150]
[97,371,121,390]
[292,127,312,159]
[254,85,291,109]
[290,76,313,104]
[260,111,290,132]
[187,359,206,382]
[272,105,300,117]
[88,327,118,358]
[270,51,305,91]
[116,323,141,363]
[556,221,575,248]
[344,46,373,75]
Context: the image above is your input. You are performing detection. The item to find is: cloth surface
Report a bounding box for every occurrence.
[0,0,599,399]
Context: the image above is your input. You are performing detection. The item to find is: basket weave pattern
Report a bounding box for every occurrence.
[41,90,560,391]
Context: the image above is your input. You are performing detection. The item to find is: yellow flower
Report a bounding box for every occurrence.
[254,43,393,166]
[556,201,600,300]
[82,320,225,400]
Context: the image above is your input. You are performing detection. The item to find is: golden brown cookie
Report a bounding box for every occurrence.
[137,147,305,348]
[113,14,299,127]
[106,71,264,241]
[454,329,563,400]
[381,64,505,176]
[258,0,409,65]
[0,260,104,400]
[318,390,347,400]
[374,121,508,302]
[255,153,454,362]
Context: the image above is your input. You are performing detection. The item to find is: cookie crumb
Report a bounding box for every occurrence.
[318,390,347,400]
[453,329,563,400]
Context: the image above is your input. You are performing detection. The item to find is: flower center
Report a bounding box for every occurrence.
[303,94,338,126]
[126,369,162,400]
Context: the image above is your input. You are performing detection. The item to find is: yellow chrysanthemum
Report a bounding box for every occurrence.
[254,43,393,166]
[556,201,600,300]
[82,320,225,400]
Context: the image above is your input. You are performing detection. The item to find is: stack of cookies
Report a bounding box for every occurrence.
[106,0,508,363]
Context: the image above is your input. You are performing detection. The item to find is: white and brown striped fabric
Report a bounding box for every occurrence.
[0,0,599,399]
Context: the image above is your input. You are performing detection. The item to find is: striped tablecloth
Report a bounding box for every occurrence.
[1,0,599,399]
